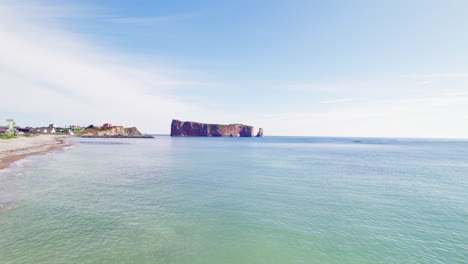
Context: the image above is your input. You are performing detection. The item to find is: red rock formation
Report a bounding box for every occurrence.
[171,119,255,137]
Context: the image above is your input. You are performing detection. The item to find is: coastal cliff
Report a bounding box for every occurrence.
[171,119,255,137]
[79,126,152,138]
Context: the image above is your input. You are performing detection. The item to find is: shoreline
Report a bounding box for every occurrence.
[79,135,154,138]
[0,135,73,170]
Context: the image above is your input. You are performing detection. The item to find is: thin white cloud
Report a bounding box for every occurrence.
[0,0,104,20]
[392,97,468,106]
[419,80,433,85]
[320,98,353,104]
[285,83,339,93]
[423,72,468,78]
[401,72,468,79]
[110,13,200,25]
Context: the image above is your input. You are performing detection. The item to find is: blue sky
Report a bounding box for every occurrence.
[1,0,468,137]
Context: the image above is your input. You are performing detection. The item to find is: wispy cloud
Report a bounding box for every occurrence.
[401,72,468,79]
[285,83,339,93]
[320,98,353,104]
[110,13,200,26]
[391,96,468,106]
[423,72,468,78]
[0,0,105,20]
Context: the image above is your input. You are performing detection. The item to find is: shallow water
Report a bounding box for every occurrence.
[0,136,467,263]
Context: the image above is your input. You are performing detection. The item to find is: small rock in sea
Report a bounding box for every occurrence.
[256,128,264,137]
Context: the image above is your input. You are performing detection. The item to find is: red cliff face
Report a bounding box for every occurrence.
[79,126,148,137]
[171,119,255,137]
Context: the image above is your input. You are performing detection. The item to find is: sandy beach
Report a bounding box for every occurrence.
[0,135,72,170]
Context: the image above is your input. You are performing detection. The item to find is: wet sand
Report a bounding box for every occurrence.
[0,135,72,170]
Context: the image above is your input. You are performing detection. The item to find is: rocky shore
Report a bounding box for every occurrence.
[78,126,154,138]
[0,135,72,170]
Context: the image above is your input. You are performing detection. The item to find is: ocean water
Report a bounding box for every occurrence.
[0,136,466,264]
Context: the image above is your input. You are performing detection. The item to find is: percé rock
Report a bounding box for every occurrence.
[171,119,255,137]
[256,128,264,137]
[79,126,152,138]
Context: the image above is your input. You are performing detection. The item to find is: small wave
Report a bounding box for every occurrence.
[77,141,130,145]
[0,203,19,212]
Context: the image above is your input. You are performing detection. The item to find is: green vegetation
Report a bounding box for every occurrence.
[0,134,17,139]
[5,119,17,135]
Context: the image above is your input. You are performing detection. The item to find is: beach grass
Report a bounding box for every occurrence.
[0,134,17,139]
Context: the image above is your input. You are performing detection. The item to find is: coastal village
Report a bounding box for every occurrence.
[0,119,143,138]
[0,119,86,137]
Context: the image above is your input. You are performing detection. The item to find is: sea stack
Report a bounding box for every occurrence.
[170,119,255,137]
[256,128,264,137]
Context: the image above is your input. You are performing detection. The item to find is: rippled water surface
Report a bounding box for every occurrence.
[0,136,467,263]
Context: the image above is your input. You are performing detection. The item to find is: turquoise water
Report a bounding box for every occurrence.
[0,136,467,263]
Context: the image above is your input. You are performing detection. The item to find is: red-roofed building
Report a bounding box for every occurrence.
[103,123,112,127]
